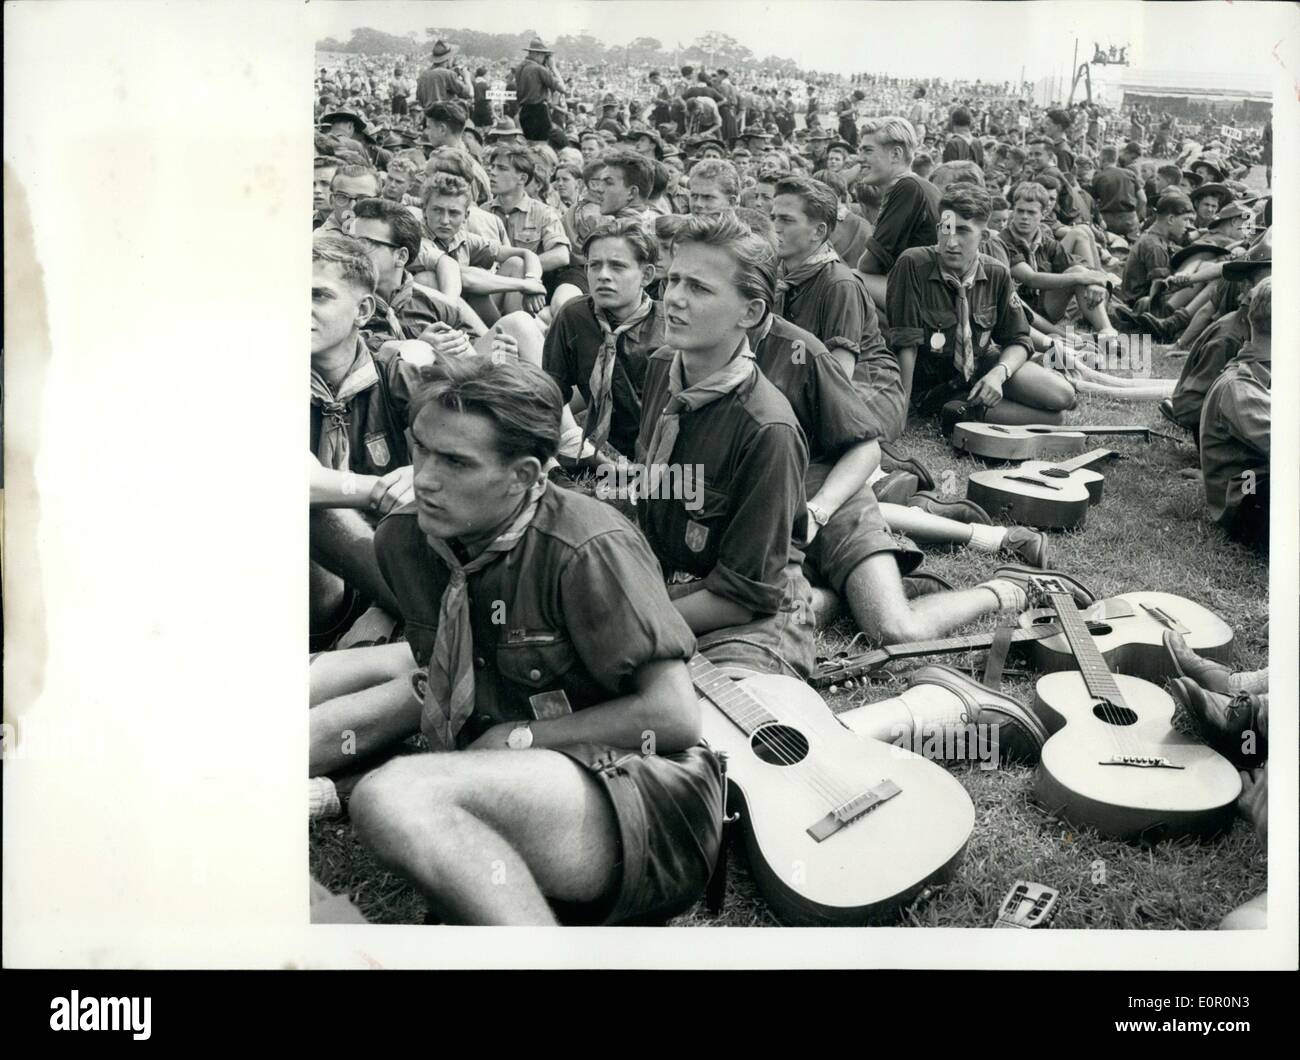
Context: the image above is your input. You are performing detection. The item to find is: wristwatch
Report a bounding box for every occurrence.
[807,502,831,527]
[506,722,534,750]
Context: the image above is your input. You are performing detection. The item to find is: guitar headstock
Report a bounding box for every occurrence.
[1027,574,1072,609]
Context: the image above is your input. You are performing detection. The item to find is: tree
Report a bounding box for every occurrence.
[693,32,752,67]
[627,36,664,65]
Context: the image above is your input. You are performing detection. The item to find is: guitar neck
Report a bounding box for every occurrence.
[1053,448,1119,473]
[689,654,777,735]
[1046,591,1127,706]
[1073,426,1150,439]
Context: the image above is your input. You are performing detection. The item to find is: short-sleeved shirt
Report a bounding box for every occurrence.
[487,193,570,256]
[310,337,422,478]
[563,199,605,269]
[861,172,940,273]
[416,66,469,110]
[513,58,561,106]
[886,247,1031,394]
[363,273,468,346]
[543,296,666,456]
[1002,227,1072,313]
[751,313,880,464]
[635,351,809,616]
[941,134,985,168]
[1121,229,1172,304]
[1093,165,1140,217]
[1199,346,1270,528]
[777,257,899,396]
[412,227,502,276]
[374,486,696,735]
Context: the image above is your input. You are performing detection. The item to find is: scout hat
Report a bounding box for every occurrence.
[1190,182,1232,208]
[429,39,457,65]
[319,109,368,134]
[1191,153,1226,181]
[525,36,553,55]
[486,117,524,140]
[625,127,665,159]
[1169,240,1232,272]
[826,140,855,155]
[1209,200,1250,227]
[600,93,619,109]
[1221,235,1271,280]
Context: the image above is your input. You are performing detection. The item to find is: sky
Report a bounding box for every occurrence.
[311,0,1294,84]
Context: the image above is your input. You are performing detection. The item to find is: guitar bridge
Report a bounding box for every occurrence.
[1099,755,1184,770]
[806,780,901,842]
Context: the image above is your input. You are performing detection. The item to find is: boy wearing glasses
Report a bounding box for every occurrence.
[318,165,380,235]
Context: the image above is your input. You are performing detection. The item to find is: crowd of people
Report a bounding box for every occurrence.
[308,35,1272,928]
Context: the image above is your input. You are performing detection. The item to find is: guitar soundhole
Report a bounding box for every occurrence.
[751,724,809,766]
[1093,703,1138,726]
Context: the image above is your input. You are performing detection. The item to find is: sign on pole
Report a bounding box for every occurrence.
[1221,125,1243,142]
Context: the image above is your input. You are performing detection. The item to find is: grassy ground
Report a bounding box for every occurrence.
[310,342,1269,929]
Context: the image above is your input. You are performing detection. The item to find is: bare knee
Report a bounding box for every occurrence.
[351,756,459,858]
[873,602,931,646]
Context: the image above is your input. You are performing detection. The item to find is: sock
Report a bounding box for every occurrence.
[967,524,1008,551]
[309,776,342,820]
[978,578,1028,613]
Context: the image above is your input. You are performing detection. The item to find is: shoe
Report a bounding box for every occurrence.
[904,664,1050,764]
[1168,679,1265,768]
[941,399,984,438]
[1158,398,1181,429]
[1002,527,1050,569]
[907,490,993,524]
[1138,311,1183,342]
[1109,302,1141,330]
[990,564,1097,608]
[1163,631,1234,695]
[879,441,936,491]
[873,469,921,505]
[902,570,956,599]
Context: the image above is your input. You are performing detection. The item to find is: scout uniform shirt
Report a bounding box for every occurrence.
[1001,226,1072,314]
[513,58,563,106]
[1093,164,1141,226]
[363,272,470,349]
[374,486,696,735]
[860,172,940,274]
[1121,228,1173,305]
[310,335,423,478]
[1198,342,1270,530]
[1170,307,1250,428]
[634,347,809,618]
[487,193,570,257]
[885,246,1032,398]
[543,296,666,457]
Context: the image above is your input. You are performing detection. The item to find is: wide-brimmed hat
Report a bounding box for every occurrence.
[318,108,368,132]
[1169,240,1232,272]
[1190,182,1232,207]
[525,36,552,55]
[686,133,726,153]
[826,140,855,155]
[1210,200,1251,227]
[1222,255,1271,281]
[600,92,619,108]
[1190,153,1226,181]
[485,116,524,139]
[429,39,457,64]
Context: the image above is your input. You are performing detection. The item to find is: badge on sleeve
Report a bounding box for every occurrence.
[684,519,710,553]
[365,430,392,468]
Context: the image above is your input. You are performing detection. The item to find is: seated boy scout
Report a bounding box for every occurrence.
[485,142,576,307]
[1199,278,1270,548]
[1120,188,1195,311]
[886,183,1077,425]
[634,213,817,678]
[543,217,665,459]
[329,354,724,926]
[309,235,423,643]
[769,175,905,442]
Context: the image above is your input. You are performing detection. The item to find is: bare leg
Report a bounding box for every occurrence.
[497,257,527,316]
[310,642,416,706]
[473,310,545,366]
[466,292,501,327]
[842,552,1001,644]
[551,283,583,312]
[310,559,347,629]
[879,502,974,546]
[310,672,424,776]
[981,360,1076,425]
[350,749,620,924]
[310,508,400,615]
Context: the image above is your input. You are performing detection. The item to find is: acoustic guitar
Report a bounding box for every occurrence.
[951,422,1154,461]
[1027,576,1241,840]
[1019,590,1234,685]
[690,654,974,925]
[966,448,1118,529]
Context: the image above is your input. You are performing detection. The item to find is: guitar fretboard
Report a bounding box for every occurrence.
[689,655,775,735]
[1050,590,1126,706]
[1053,448,1118,474]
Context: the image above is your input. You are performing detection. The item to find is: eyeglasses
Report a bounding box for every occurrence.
[331,191,367,208]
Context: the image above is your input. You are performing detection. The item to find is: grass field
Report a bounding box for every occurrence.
[310,338,1270,930]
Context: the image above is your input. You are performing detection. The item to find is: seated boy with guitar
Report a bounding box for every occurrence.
[886,183,1078,426]
[312,355,724,926]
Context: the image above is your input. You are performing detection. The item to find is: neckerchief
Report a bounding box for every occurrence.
[639,339,757,501]
[310,336,379,470]
[774,241,841,317]
[421,478,549,748]
[584,295,655,449]
[939,261,979,383]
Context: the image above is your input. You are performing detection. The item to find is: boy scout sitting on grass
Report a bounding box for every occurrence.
[887,183,1077,426]
[313,354,725,926]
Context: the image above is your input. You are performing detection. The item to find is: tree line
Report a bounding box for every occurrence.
[315,26,802,77]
